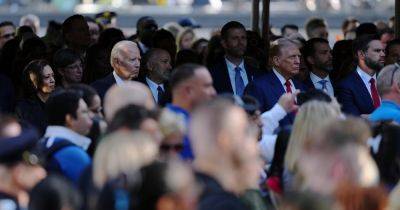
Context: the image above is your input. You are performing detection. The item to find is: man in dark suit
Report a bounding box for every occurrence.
[209,21,258,96]
[91,40,141,99]
[335,35,385,116]
[302,38,335,97]
[246,38,307,127]
[140,48,172,105]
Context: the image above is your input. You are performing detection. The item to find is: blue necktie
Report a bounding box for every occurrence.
[157,86,164,103]
[318,79,328,92]
[235,66,245,96]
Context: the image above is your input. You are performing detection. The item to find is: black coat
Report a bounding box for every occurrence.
[15,95,47,135]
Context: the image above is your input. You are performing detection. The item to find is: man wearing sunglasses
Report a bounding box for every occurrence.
[369,64,400,124]
[0,115,46,210]
[0,21,15,51]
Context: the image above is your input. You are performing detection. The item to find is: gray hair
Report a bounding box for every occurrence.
[110,40,138,67]
[377,64,400,96]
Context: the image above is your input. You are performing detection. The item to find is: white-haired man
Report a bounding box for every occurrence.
[91,40,141,99]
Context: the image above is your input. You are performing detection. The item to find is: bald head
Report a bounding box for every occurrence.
[377,64,400,96]
[103,81,155,122]
[111,40,141,80]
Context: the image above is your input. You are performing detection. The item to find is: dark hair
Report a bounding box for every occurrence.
[53,48,82,69]
[175,49,201,67]
[136,16,157,33]
[355,22,378,38]
[45,89,82,126]
[297,89,332,106]
[107,104,155,133]
[281,24,299,35]
[220,21,246,40]
[386,39,400,56]
[302,38,329,69]
[62,14,85,40]
[331,39,355,81]
[169,63,203,91]
[378,27,394,39]
[98,28,125,47]
[16,25,34,38]
[22,59,51,97]
[29,175,82,210]
[353,34,380,57]
[0,21,14,28]
[305,17,327,37]
[68,84,99,107]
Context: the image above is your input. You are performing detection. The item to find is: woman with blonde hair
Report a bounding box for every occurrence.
[92,131,158,188]
[177,27,195,51]
[283,100,341,190]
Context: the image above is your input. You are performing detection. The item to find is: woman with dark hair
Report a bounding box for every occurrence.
[15,59,56,135]
[53,48,83,88]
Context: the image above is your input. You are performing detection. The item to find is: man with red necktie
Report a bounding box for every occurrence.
[245,38,307,127]
[335,34,385,116]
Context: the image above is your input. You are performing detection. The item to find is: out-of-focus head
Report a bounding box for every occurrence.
[356,23,378,38]
[341,17,359,40]
[299,117,378,195]
[19,14,40,34]
[177,27,195,51]
[68,84,103,119]
[385,39,400,65]
[85,16,101,45]
[152,29,177,64]
[220,21,247,59]
[93,131,158,188]
[110,40,141,80]
[305,17,328,40]
[103,81,155,122]
[158,109,186,160]
[62,14,91,50]
[281,24,299,38]
[170,63,216,111]
[376,64,400,98]
[137,16,158,47]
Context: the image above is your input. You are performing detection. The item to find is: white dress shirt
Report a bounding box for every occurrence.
[356,66,377,98]
[146,77,164,103]
[44,126,91,151]
[225,58,249,95]
[309,72,334,97]
[113,71,125,86]
[273,68,295,93]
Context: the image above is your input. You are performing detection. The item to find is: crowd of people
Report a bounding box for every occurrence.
[0,10,400,210]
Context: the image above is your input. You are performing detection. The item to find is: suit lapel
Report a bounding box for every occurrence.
[268,71,285,102]
[221,61,234,93]
[353,72,374,107]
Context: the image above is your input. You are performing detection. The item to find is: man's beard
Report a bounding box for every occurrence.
[365,57,384,71]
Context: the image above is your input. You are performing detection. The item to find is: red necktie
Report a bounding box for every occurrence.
[285,80,292,93]
[369,78,380,108]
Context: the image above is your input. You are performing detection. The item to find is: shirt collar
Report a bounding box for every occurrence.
[113,71,125,86]
[225,57,245,72]
[146,77,164,90]
[357,66,376,84]
[272,68,288,85]
[44,126,91,150]
[310,72,330,84]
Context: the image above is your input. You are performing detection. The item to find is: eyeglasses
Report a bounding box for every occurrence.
[160,143,184,152]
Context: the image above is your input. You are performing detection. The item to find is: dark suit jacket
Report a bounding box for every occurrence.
[0,74,15,113]
[91,73,116,100]
[209,58,259,94]
[245,70,307,127]
[138,76,171,107]
[335,70,375,116]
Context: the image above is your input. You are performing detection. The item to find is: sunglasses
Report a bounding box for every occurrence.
[160,143,183,152]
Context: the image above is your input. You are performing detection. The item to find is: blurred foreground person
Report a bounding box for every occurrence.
[0,114,46,210]
[158,109,186,160]
[190,98,264,210]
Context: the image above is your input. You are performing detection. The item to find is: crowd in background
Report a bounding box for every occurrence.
[0,10,400,210]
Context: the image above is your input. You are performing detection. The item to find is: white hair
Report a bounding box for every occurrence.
[110,40,138,67]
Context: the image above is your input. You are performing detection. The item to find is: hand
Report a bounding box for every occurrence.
[278,90,299,113]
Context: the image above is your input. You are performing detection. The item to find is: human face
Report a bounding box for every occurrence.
[275,45,301,78]
[40,65,56,94]
[310,26,329,40]
[115,44,141,80]
[385,44,400,65]
[159,132,184,160]
[180,31,195,50]
[364,40,385,71]
[148,50,172,83]
[69,99,93,135]
[283,28,298,38]
[222,28,247,58]
[87,21,100,45]
[189,68,216,107]
[88,95,103,119]
[61,60,83,84]
[311,42,333,72]
[0,25,15,49]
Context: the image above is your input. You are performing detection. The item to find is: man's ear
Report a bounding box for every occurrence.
[65,114,74,128]
[156,196,176,210]
[306,56,315,66]
[357,50,366,61]
[272,55,280,67]
[146,60,153,72]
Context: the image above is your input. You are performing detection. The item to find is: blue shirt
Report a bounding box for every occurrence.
[166,104,194,160]
[369,100,400,124]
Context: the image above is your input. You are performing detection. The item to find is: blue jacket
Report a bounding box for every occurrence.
[369,100,400,124]
[335,70,375,116]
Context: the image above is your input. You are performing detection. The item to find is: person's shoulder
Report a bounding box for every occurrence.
[199,192,248,210]
[91,73,114,86]
[336,70,358,86]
